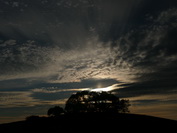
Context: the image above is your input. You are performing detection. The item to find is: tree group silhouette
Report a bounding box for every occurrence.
[48,91,130,116]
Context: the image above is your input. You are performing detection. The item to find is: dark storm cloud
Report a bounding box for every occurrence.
[96,0,177,43]
[0,0,143,80]
[0,0,143,47]
[0,0,93,47]
[0,0,177,97]
[0,0,176,45]
[111,8,177,98]
[113,8,177,69]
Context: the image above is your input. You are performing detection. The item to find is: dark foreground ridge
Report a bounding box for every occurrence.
[0,113,177,132]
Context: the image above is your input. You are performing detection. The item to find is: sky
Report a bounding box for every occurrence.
[0,0,177,123]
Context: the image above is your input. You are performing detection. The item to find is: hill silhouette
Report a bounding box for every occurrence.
[0,91,177,133]
[0,113,177,132]
[1,91,177,132]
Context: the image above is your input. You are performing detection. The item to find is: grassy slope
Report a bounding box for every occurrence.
[0,113,177,132]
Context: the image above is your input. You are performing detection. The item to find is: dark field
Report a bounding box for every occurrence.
[1,113,177,132]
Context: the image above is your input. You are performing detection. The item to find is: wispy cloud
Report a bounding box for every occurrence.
[0,91,35,108]
[0,78,121,108]
[0,91,68,108]
[0,36,135,83]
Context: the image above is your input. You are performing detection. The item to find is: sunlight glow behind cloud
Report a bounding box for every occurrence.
[90,84,120,92]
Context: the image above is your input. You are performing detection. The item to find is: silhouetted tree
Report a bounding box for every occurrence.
[118,99,131,113]
[47,106,65,117]
[65,91,131,113]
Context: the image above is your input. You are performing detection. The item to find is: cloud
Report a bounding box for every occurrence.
[0,91,68,108]
[129,93,177,104]
[0,78,120,108]
[101,8,177,106]
[0,40,56,77]
[0,3,177,91]
[128,89,177,120]
[0,0,166,84]
[0,40,16,47]
[0,0,143,48]
[0,36,135,83]
[2,78,120,91]
[0,1,177,94]
[1,7,177,90]
[0,91,35,108]
[112,8,177,74]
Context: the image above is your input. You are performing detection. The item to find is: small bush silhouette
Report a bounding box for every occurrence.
[47,106,65,117]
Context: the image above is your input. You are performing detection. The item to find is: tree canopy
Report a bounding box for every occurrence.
[47,106,65,117]
[65,91,130,113]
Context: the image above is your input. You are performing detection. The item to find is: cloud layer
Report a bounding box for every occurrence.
[0,0,176,82]
[0,2,177,101]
